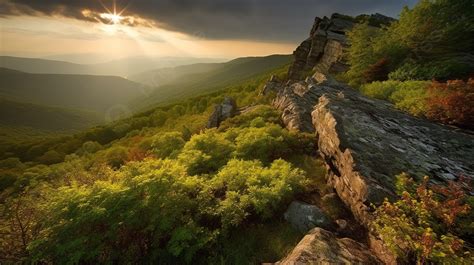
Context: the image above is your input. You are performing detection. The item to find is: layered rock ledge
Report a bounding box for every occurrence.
[275,77,474,225]
[272,76,474,264]
[277,228,382,265]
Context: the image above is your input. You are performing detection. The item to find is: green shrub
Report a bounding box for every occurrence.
[218,105,281,130]
[178,130,235,175]
[360,80,430,116]
[213,159,306,226]
[389,59,472,81]
[373,174,473,264]
[150,132,185,158]
[103,146,128,168]
[233,125,289,163]
[28,157,307,264]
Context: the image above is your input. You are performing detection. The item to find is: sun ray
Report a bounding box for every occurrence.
[98,0,130,25]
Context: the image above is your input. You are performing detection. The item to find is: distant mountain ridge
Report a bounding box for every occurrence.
[0,56,224,77]
[132,54,293,108]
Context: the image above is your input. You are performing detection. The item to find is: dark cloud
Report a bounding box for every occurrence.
[1,0,418,42]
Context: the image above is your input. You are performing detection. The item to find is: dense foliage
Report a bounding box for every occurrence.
[373,174,473,264]
[345,0,473,87]
[425,79,474,129]
[360,79,474,129]
[0,64,328,263]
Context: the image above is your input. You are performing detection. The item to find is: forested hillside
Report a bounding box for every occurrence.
[0,64,329,264]
[132,54,292,109]
[0,98,102,131]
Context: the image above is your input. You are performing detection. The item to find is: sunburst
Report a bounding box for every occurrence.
[99,0,127,25]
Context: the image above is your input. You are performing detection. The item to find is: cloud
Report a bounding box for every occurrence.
[0,0,418,42]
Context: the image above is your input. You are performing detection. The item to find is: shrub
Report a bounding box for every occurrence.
[232,125,289,163]
[178,130,235,175]
[36,150,64,165]
[212,159,306,226]
[103,146,128,168]
[389,59,472,81]
[363,58,390,83]
[218,105,281,130]
[373,174,473,264]
[360,80,430,116]
[425,79,474,129]
[150,132,186,158]
[28,158,307,264]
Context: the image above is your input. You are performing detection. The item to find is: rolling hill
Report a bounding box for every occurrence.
[0,97,102,131]
[0,70,147,113]
[132,54,292,108]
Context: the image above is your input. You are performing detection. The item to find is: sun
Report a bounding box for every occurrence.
[99,0,126,25]
[101,12,124,25]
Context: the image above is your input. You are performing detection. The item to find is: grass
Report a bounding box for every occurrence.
[208,220,303,264]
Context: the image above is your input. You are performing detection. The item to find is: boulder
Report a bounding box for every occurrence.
[277,228,382,265]
[206,97,237,128]
[284,201,332,233]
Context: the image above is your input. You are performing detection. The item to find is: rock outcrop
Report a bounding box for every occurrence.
[284,201,333,233]
[312,80,474,225]
[287,13,354,80]
[277,228,382,265]
[287,13,393,80]
[261,75,284,95]
[275,76,474,226]
[272,12,472,264]
[272,75,474,264]
[206,97,237,128]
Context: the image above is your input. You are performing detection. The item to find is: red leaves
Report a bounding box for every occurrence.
[425,79,474,129]
[429,176,472,227]
[363,58,391,83]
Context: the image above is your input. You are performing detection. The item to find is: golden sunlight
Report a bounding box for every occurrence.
[98,0,126,25]
[100,13,124,25]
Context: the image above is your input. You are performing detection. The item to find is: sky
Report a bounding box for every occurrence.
[0,0,418,62]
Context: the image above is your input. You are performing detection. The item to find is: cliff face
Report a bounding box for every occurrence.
[287,14,353,80]
[287,13,393,80]
[273,73,474,264]
[271,13,474,264]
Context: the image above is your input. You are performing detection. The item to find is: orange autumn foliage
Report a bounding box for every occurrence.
[425,79,474,129]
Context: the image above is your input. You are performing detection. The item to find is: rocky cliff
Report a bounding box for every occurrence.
[287,13,393,80]
[270,12,474,264]
[273,73,474,264]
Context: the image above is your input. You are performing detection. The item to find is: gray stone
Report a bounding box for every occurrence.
[261,75,284,95]
[310,82,474,225]
[206,97,237,128]
[284,201,332,233]
[287,13,395,81]
[273,76,473,264]
[277,228,382,265]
